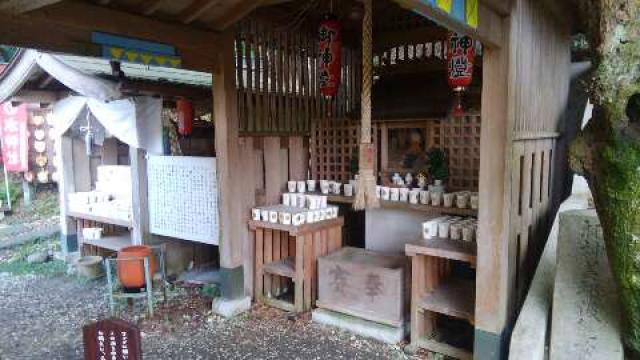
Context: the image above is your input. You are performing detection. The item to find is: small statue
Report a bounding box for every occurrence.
[405,173,413,187]
[392,173,403,185]
[417,173,427,189]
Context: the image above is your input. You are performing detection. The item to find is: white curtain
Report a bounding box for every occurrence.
[51,95,163,154]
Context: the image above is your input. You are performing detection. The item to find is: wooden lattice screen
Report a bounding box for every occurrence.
[311,115,480,189]
[429,114,482,191]
[235,19,360,135]
[310,117,377,183]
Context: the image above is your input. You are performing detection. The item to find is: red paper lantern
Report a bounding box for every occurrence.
[176,99,193,136]
[446,32,475,89]
[318,15,342,98]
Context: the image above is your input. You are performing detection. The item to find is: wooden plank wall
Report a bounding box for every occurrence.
[235,19,360,136]
[505,0,571,315]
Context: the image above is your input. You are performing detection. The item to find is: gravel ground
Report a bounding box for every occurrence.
[0,265,424,360]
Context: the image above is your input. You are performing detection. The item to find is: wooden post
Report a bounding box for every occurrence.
[57,135,77,255]
[474,12,511,360]
[213,31,254,299]
[129,147,149,246]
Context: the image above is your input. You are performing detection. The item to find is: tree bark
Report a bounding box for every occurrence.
[570,0,640,356]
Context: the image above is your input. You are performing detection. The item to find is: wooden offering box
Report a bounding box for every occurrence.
[316,247,409,327]
[250,217,344,313]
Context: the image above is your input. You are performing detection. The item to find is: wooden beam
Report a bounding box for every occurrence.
[31,1,219,52]
[475,15,510,335]
[394,0,503,49]
[0,0,64,14]
[209,0,265,31]
[120,80,211,100]
[481,0,511,16]
[138,0,165,16]
[0,1,218,72]
[374,26,448,51]
[11,89,60,104]
[179,0,218,24]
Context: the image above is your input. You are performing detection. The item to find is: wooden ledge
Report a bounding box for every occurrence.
[248,217,344,236]
[405,238,477,265]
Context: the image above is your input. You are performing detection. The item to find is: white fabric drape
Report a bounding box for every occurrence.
[51,95,163,154]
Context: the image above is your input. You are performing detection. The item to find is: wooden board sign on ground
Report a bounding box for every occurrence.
[83,318,142,360]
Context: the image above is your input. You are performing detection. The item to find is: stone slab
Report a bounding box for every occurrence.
[211,296,251,318]
[550,209,623,360]
[311,308,407,344]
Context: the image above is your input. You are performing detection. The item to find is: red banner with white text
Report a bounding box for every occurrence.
[0,102,29,172]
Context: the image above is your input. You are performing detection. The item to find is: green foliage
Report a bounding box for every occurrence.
[0,236,66,276]
[0,177,22,208]
[349,150,359,175]
[426,148,449,181]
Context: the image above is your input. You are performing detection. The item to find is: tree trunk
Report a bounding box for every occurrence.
[570,0,640,356]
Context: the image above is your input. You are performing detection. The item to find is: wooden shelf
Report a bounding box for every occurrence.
[68,210,132,228]
[248,217,344,236]
[263,257,295,279]
[321,193,478,216]
[405,238,477,265]
[82,233,132,252]
[417,278,475,324]
[413,336,473,360]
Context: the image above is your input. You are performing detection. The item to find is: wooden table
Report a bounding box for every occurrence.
[405,238,477,360]
[249,217,344,312]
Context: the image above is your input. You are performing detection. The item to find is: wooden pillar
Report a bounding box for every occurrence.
[213,31,251,299]
[474,14,512,360]
[129,147,149,245]
[57,135,77,254]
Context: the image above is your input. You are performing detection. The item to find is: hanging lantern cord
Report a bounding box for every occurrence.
[353,0,379,210]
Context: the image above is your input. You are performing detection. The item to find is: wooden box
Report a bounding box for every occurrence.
[316,247,409,327]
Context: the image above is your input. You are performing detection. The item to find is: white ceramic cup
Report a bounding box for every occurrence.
[470,194,479,209]
[297,194,307,208]
[443,193,454,208]
[450,222,462,240]
[287,181,297,193]
[306,210,316,223]
[390,188,400,201]
[438,221,450,238]
[344,184,353,196]
[320,196,328,209]
[306,179,317,192]
[409,190,420,204]
[251,208,261,221]
[279,211,292,225]
[290,193,298,207]
[431,191,443,206]
[332,182,342,195]
[462,226,475,242]
[292,213,305,226]
[419,190,430,205]
[260,209,270,222]
[320,180,330,194]
[400,188,410,202]
[381,187,391,200]
[456,192,470,208]
[297,181,306,193]
[269,210,279,223]
[282,193,291,206]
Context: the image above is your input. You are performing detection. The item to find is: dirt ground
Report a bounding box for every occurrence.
[0,242,423,360]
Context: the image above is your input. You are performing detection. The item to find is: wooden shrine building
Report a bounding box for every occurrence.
[0,0,576,358]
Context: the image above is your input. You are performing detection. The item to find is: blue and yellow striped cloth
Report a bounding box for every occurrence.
[399,0,478,28]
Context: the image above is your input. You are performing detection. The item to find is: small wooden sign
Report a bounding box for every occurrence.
[83,319,142,360]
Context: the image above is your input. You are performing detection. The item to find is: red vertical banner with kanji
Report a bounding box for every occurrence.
[0,102,29,172]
